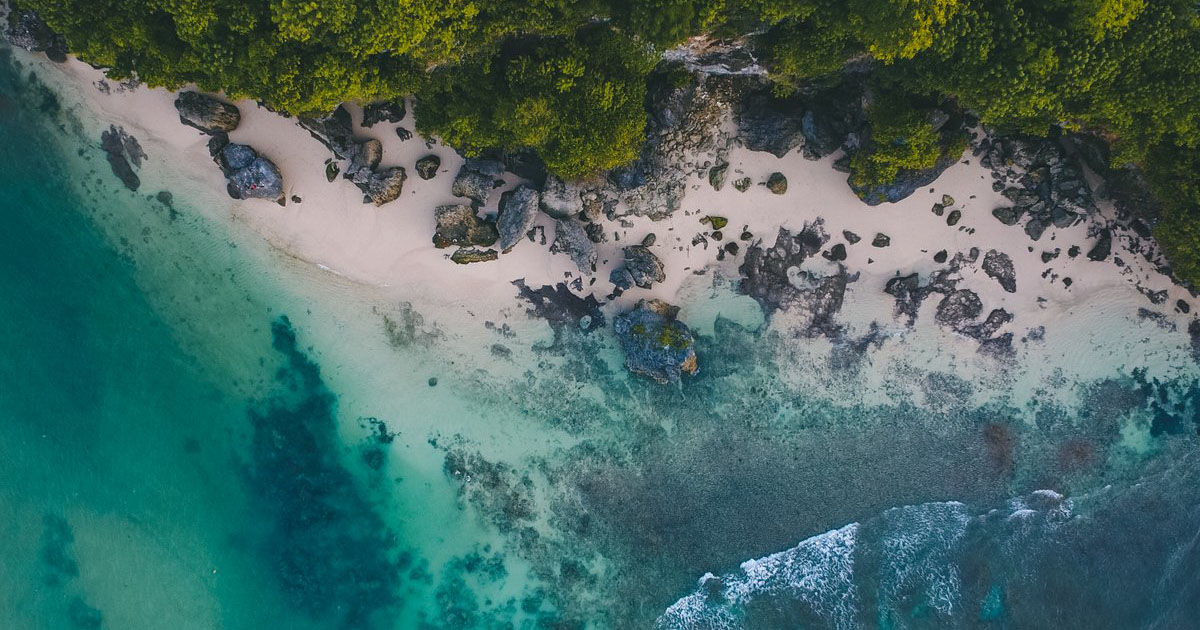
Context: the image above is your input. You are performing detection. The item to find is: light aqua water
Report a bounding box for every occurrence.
[2,46,1200,630]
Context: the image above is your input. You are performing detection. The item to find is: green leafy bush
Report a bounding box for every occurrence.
[415,27,655,179]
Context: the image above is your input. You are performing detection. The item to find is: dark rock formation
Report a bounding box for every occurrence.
[733,177,752,192]
[850,151,962,206]
[872,233,891,248]
[936,289,984,327]
[100,125,145,191]
[766,172,788,194]
[210,137,284,203]
[1088,228,1113,261]
[512,280,604,333]
[300,105,403,204]
[347,139,383,176]
[823,243,847,262]
[979,135,1095,240]
[5,10,67,62]
[415,155,441,180]
[982,250,1017,293]
[734,78,866,160]
[613,300,698,384]
[432,204,498,249]
[174,92,240,135]
[739,224,827,311]
[497,185,540,253]
[361,100,406,127]
[300,106,356,158]
[708,161,728,190]
[992,206,1023,226]
[357,167,406,206]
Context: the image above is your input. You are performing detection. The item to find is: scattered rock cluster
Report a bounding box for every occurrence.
[883,250,1015,357]
[981,136,1094,240]
[300,105,406,205]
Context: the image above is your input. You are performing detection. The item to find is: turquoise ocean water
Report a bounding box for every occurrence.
[2,46,1200,630]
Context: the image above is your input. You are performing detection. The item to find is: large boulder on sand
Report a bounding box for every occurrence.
[432,204,498,249]
[496,185,540,253]
[211,137,284,204]
[551,218,597,274]
[613,300,698,384]
[452,159,504,205]
[174,92,241,135]
[360,167,407,206]
[227,157,285,203]
[621,245,666,289]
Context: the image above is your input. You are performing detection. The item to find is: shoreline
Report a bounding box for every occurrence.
[21,48,1200,402]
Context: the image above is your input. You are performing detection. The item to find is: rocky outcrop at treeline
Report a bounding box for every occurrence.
[300,105,406,205]
[5,10,67,62]
[175,92,241,135]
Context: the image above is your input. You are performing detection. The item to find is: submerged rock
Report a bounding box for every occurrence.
[174,92,241,135]
[497,185,540,253]
[432,204,498,249]
[552,219,597,274]
[512,280,605,333]
[100,125,145,191]
[613,300,698,384]
[982,250,1017,293]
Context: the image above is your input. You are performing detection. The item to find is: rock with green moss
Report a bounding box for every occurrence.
[613,300,698,384]
[450,248,498,264]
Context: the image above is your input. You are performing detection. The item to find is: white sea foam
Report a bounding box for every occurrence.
[657,523,860,630]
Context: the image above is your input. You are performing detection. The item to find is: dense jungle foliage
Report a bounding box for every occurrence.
[14,0,1200,284]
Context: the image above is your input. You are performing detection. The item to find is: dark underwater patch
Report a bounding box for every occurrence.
[240,316,405,630]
